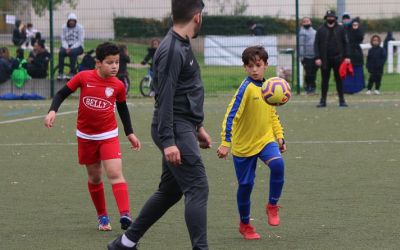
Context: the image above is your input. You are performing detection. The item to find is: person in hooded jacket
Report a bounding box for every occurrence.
[58,13,85,80]
[342,14,365,94]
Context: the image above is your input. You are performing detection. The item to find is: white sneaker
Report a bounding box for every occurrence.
[374,90,380,95]
[366,90,371,95]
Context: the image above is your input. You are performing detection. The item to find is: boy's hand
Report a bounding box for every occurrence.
[127,134,141,151]
[217,145,230,159]
[197,127,212,149]
[44,111,56,128]
[278,138,287,153]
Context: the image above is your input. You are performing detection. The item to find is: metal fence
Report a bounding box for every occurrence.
[1,0,400,98]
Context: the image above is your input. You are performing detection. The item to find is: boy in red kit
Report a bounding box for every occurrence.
[44,42,141,231]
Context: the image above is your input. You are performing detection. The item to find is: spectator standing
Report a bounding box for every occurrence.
[58,13,85,80]
[343,15,365,94]
[314,10,351,107]
[366,35,387,95]
[299,17,318,94]
[117,44,131,95]
[141,39,160,96]
[26,40,50,79]
[140,39,160,66]
[247,20,265,36]
[12,20,26,47]
[383,31,395,53]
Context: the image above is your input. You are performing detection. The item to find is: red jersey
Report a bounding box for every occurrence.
[67,70,126,140]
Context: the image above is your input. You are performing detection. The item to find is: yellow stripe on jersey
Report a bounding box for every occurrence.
[220,77,284,157]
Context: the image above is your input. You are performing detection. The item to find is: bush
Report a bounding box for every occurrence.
[113,16,400,38]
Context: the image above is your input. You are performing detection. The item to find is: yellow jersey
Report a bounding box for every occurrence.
[220,77,284,157]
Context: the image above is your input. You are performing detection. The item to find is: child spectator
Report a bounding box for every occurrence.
[11,48,30,88]
[44,42,141,232]
[366,35,387,95]
[24,23,38,49]
[117,44,131,95]
[26,40,50,79]
[140,39,160,66]
[217,46,286,240]
[141,39,159,96]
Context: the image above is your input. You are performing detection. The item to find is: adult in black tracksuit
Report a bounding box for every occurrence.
[314,10,351,107]
[108,1,210,250]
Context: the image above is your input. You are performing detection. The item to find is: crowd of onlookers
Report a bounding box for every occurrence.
[299,10,394,107]
[0,19,50,87]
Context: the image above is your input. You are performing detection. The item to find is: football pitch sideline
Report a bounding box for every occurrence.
[0,94,399,250]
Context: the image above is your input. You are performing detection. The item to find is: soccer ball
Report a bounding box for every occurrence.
[261,77,291,106]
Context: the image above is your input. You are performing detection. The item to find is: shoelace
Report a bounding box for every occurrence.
[268,205,281,216]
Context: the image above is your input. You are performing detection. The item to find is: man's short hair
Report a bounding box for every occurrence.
[242,46,269,65]
[96,42,120,62]
[172,0,205,24]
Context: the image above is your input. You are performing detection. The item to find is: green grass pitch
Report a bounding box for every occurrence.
[0,93,399,249]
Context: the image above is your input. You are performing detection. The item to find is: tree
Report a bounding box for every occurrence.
[206,0,248,16]
[7,0,78,16]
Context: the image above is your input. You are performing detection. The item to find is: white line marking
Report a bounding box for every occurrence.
[0,140,398,147]
[0,110,77,125]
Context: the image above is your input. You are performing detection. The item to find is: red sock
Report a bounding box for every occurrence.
[87,182,107,217]
[112,182,130,216]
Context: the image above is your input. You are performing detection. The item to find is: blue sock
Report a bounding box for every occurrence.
[237,183,253,224]
[268,158,285,205]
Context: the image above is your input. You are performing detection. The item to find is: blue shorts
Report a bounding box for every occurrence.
[233,142,282,185]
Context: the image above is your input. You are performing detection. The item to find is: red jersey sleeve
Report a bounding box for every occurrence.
[116,80,126,102]
[66,73,82,92]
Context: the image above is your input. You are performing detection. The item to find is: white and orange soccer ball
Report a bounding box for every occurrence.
[261,77,291,106]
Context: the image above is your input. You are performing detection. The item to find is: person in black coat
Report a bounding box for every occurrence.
[12,20,26,47]
[0,48,13,83]
[26,40,50,79]
[314,10,351,107]
[342,16,365,94]
[366,35,387,95]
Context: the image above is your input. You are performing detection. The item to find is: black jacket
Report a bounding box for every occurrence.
[366,46,387,74]
[0,57,12,83]
[152,29,204,149]
[345,26,364,66]
[27,50,50,78]
[314,22,350,69]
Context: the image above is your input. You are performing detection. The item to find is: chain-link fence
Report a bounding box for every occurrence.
[1,0,400,98]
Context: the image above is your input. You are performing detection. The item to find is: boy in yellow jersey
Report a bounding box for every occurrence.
[217,46,286,240]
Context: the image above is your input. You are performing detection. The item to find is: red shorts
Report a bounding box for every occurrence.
[77,137,122,165]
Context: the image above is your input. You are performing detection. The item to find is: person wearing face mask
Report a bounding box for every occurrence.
[314,10,351,107]
[342,15,365,94]
[299,17,318,94]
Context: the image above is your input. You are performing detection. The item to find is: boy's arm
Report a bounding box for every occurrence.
[116,101,134,136]
[220,85,248,147]
[48,85,73,113]
[44,85,73,128]
[271,107,284,140]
